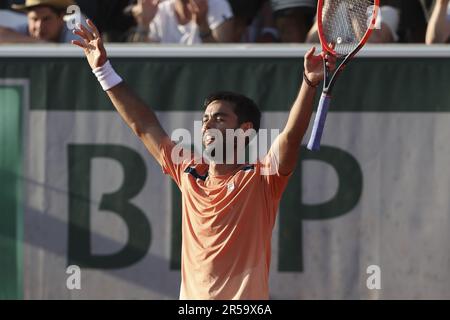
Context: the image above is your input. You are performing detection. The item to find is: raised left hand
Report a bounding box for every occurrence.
[304,46,337,85]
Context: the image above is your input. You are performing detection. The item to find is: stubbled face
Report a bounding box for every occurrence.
[27,7,64,42]
[201,100,241,149]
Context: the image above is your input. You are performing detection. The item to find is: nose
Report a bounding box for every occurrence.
[35,20,42,30]
[32,20,43,36]
[202,118,214,132]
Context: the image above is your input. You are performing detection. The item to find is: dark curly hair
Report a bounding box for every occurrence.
[203,91,261,132]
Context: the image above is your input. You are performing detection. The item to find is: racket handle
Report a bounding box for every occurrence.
[307,93,332,151]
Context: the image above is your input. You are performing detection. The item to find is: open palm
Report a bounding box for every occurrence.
[72,19,107,70]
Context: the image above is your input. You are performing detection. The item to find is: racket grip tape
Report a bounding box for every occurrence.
[307,93,332,151]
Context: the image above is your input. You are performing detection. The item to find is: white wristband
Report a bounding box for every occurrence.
[92,60,123,91]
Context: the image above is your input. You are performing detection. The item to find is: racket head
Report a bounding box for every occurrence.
[317,0,380,58]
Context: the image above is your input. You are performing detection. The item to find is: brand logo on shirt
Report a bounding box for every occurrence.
[227,182,235,192]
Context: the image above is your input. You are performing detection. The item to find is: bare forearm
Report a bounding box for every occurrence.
[106,82,162,136]
[73,19,167,163]
[199,32,217,43]
[199,20,234,43]
[282,80,317,145]
[426,0,450,44]
[274,80,317,175]
[198,21,217,43]
[306,22,319,43]
[105,82,168,163]
[273,46,333,175]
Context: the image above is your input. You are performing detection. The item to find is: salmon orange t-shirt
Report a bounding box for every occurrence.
[160,137,291,300]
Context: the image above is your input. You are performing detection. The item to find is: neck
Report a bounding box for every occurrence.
[208,162,244,176]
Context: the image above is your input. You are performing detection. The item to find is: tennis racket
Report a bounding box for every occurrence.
[307,0,379,151]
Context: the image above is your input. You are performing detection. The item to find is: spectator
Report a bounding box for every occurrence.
[227,0,278,43]
[368,1,400,43]
[368,0,433,43]
[305,0,401,44]
[0,1,27,29]
[75,0,136,42]
[0,0,80,43]
[270,0,316,42]
[128,0,234,44]
[395,0,433,43]
[426,0,450,44]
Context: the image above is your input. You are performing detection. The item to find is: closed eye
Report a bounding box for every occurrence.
[202,112,228,124]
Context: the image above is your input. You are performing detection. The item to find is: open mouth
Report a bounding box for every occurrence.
[203,132,217,146]
[204,136,215,145]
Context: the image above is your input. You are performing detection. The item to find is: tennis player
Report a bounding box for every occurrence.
[72,19,335,300]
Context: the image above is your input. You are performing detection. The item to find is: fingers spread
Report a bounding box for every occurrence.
[86,20,100,40]
[71,40,87,49]
[78,23,94,41]
[74,25,90,42]
[86,19,100,37]
[73,29,88,41]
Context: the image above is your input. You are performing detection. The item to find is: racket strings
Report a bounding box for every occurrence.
[322,0,375,56]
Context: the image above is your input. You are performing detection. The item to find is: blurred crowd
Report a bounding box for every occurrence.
[0,0,449,44]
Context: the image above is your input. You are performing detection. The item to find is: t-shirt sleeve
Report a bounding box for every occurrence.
[148,4,164,42]
[376,6,400,42]
[159,137,192,188]
[207,0,234,30]
[148,18,162,42]
[260,138,293,201]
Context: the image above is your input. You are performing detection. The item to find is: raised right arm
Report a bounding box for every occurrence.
[72,19,169,166]
[105,83,169,165]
